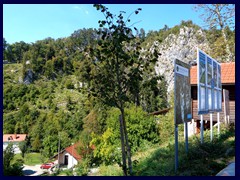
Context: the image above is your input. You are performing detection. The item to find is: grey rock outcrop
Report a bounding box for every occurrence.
[23,69,34,85]
[151,26,211,99]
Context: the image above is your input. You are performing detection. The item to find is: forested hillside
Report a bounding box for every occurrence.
[3,4,235,176]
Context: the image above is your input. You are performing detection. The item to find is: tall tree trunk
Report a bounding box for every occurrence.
[119,114,127,176]
[120,109,133,175]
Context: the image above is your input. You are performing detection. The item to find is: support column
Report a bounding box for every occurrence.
[200,115,204,144]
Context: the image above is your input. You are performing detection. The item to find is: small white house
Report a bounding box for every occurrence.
[3,134,27,154]
[55,143,81,169]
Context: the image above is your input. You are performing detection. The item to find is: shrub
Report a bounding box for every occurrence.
[91,104,160,165]
[157,109,174,143]
[65,79,74,89]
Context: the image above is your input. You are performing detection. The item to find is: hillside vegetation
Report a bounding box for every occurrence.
[84,111,235,176]
[3,4,235,176]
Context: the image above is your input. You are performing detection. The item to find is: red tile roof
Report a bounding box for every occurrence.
[52,142,95,161]
[3,134,27,142]
[190,62,235,85]
[65,143,82,161]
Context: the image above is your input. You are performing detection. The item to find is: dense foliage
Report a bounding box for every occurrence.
[3,143,24,176]
[3,4,235,176]
[91,104,160,165]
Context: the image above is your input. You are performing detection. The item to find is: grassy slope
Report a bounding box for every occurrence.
[94,125,235,176]
[3,63,23,83]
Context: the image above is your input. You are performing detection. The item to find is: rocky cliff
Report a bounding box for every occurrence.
[151,26,211,98]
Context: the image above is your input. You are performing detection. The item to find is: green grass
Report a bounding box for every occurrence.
[134,125,235,176]
[94,125,235,176]
[3,63,23,83]
[13,153,47,166]
[52,169,73,176]
[96,164,123,176]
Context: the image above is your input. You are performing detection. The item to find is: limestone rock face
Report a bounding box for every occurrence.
[23,69,34,85]
[152,26,211,98]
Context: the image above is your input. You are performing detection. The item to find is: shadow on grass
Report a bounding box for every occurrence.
[132,127,235,176]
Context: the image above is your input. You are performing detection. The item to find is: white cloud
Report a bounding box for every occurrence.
[73,5,81,10]
[73,5,89,15]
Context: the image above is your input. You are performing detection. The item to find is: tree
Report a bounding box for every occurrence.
[75,131,95,176]
[5,45,14,62]
[42,134,58,157]
[70,28,98,52]
[3,143,15,171]
[194,4,235,61]
[162,24,169,31]
[19,141,27,158]
[3,143,24,176]
[91,105,160,165]
[44,60,55,79]
[10,41,30,63]
[3,37,8,60]
[31,135,42,152]
[139,28,146,41]
[84,4,158,175]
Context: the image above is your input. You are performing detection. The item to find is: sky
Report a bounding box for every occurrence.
[3,4,205,44]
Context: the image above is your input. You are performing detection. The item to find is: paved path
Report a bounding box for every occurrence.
[22,164,45,176]
[216,162,235,176]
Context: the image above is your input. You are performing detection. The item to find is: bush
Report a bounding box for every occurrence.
[157,109,175,143]
[75,158,91,176]
[65,79,74,89]
[98,164,123,176]
[91,104,160,165]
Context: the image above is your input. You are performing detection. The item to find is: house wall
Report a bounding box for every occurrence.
[65,152,78,169]
[3,142,21,154]
[58,151,67,165]
[192,100,235,122]
[190,84,235,134]
[191,85,235,101]
[191,85,235,122]
[58,151,78,169]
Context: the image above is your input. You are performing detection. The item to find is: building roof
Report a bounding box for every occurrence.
[190,62,235,85]
[52,142,95,161]
[3,134,27,142]
[150,107,172,115]
[65,143,82,161]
